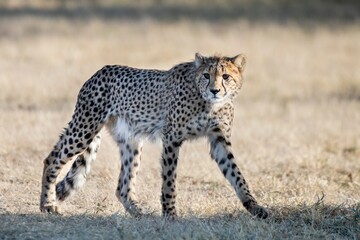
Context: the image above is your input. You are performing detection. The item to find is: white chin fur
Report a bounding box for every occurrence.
[203,94,229,104]
[209,98,225,103]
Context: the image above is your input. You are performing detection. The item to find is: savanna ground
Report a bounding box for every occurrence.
[0,0,359,239]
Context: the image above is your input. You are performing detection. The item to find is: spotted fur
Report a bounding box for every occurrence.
[40,53,268,219]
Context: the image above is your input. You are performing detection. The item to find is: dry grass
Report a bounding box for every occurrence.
[0,1,359,239]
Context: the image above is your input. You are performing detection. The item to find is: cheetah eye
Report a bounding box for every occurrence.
[203,73,210,79]
[222,74,230,80]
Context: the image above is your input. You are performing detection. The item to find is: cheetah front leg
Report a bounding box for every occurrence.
[209,134,268,219]
[116,140,143,216]
[161,139,181,218]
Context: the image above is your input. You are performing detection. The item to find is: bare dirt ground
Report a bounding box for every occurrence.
[0,1,359,239]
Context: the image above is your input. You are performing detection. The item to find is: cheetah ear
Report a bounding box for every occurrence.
[231,54,246,72]
[195,52,205,68]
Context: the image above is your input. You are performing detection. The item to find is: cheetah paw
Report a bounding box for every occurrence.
[163,210,177,220]
[126,204,144,217]
[40,204,61,214]
[250,205,268,219]
[243,200,268,219]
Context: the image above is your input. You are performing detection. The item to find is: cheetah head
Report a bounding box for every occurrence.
[194,53,246,103]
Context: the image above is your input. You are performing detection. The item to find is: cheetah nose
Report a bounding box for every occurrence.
[210,89,220,95]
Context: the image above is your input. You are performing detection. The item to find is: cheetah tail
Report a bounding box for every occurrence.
[56,135,101,202]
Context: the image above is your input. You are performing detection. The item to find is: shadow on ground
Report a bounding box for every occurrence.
[0,203,358,239]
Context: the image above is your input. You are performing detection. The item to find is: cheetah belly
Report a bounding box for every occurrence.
[107,116,165,143]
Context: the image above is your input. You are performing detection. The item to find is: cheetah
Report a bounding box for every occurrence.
[40,53,268,219]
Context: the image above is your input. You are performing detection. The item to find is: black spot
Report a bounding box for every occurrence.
[71,160,78,168]
[84,133,92,139]
[243,200,254,210]
[167,170,172,176]
[167,158,173,165]
[173,141,182,147]
[167,146,173,153]
[213,127,221,132]
[222,168,228,176]
[227,153,234,159]
[219,158,226,165]
[77,143,83,149]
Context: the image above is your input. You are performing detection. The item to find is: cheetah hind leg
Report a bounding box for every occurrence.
[116,140,143,216]
[56,135,101,202]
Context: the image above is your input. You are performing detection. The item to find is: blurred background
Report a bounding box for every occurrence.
[0,0,359,108]
[1,0,359,157]
[0,1,359,238]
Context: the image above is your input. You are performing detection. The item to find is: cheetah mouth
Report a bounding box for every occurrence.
[209,97,226,103]
[203,93,229,103]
